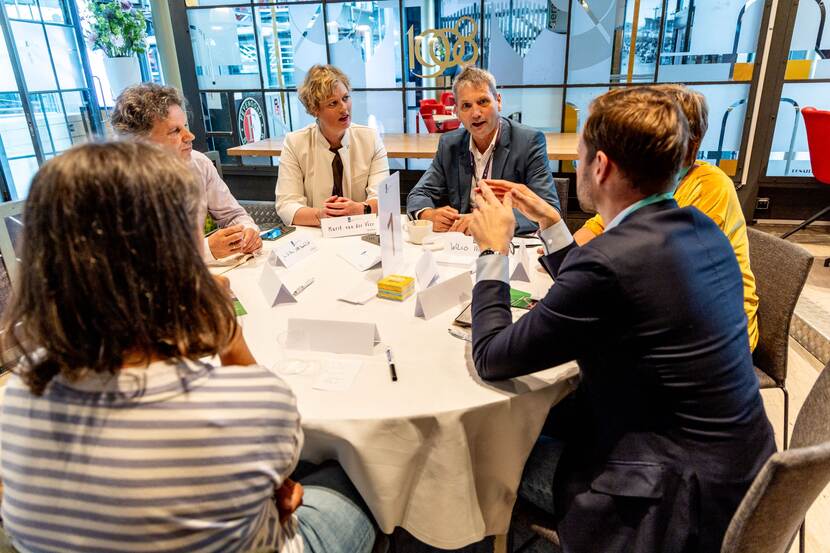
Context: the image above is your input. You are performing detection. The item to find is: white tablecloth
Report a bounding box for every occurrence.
[225,221,578,549]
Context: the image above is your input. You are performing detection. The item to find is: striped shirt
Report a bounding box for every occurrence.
[0,359,304,553]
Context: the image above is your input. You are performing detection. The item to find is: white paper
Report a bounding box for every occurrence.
[415,250,440,290]
[510,244,532,282]
[414,271,473,320]
[206,92,222,110]
[269,236,318,268]
[286,318,380,356]
[435,252,476,271]
[377,172,404,276]
[338,243,382,272]
[320,214,377,238]
[312,359,363,391]
[338,281,378,305]
[258,264,297,306]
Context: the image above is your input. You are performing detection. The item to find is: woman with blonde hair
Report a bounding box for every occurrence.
[276,64,390,226]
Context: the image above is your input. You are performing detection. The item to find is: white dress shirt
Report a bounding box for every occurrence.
[468,129,499,209]
[190,150,258,261]
[275,123,390,225]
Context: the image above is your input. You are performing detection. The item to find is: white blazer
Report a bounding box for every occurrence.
[275,123,390,224]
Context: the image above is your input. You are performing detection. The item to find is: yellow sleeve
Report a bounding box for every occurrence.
[680,167,733,231]
[681,164,758,351]
[581,213,606,237]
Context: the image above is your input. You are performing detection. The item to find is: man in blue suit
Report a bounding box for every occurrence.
[469,87,774,552]
[406,67,560,235]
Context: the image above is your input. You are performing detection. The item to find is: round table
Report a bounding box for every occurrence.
[224,221,578,549]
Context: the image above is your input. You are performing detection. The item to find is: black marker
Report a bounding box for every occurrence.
[385,347,398,382]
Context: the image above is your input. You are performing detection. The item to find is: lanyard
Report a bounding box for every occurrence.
[604,165,691,231]
[470,145,496,183]
[604,192,674,231]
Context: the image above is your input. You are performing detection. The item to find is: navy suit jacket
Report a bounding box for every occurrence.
[405,117,560,234]
[472,200,775,553]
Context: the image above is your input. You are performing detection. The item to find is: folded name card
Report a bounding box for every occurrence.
[415,250,440,290]
[286,318,380,356]
[259,264,298,306]
[414,271,472,320]
[338,243,382,272]
[444,233,480,257]
[321,214,377,238]
[510,243,531,282]
[269,236,317,268]
[337,281,378,305]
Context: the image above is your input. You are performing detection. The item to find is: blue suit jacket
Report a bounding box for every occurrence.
[406,117,560,234]
[472,201,775,553]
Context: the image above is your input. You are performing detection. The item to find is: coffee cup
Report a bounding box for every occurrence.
[405,219,433,244]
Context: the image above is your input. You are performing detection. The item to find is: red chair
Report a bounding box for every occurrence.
[440,91,455,107]
[782,107,830,239]
[417,103,446,133]
[420,112,439,133]
[420,98,441,109]
[441,119,461,132]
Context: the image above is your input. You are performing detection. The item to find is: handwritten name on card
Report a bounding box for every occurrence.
[271,237,317,268]
[445,233,481,257]
[321,214,377,238]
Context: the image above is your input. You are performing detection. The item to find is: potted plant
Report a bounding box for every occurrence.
[83,0,148,97]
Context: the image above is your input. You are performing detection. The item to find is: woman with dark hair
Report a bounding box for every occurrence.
[0,142,376,553]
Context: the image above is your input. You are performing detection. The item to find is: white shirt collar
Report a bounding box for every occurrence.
[468,124,499,161]
[315,122,350,153]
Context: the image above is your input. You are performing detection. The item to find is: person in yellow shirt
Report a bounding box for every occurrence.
[573,84,759,351]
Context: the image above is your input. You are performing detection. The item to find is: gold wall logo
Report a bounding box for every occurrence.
[407,16,479,78]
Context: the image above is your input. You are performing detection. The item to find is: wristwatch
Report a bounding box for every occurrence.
[363,203,371,215]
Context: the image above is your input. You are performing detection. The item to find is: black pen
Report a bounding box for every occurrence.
[386,347,398,382]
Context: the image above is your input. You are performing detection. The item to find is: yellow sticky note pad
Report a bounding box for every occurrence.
[377,275,415,301]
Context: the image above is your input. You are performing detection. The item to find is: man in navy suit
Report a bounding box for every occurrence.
[406,67,559,235]
[469,87,775,553]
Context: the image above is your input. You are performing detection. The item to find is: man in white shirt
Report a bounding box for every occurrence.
[111,83,261,260]
[406,67,559,234]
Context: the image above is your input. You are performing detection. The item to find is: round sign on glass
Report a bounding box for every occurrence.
[238,97,265,145]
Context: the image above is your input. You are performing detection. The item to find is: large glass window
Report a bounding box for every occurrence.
[182,0,767,177]
[0,0,98,200]
[189,7,261,90]
[764,0,830,177]
[327,1,402,88]
[257,4,326,89]
[658,0,764,83]
[483,0,566,85]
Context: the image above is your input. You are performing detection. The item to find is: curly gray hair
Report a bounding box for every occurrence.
[111,83,186,136]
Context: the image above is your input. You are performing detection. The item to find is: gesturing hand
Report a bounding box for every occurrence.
[469,181,515,255]
[422,206,460,232]
[482,179,561,230]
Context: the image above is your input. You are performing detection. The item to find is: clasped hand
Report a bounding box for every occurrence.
[208,224,262,259]
[323,196,365,218]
